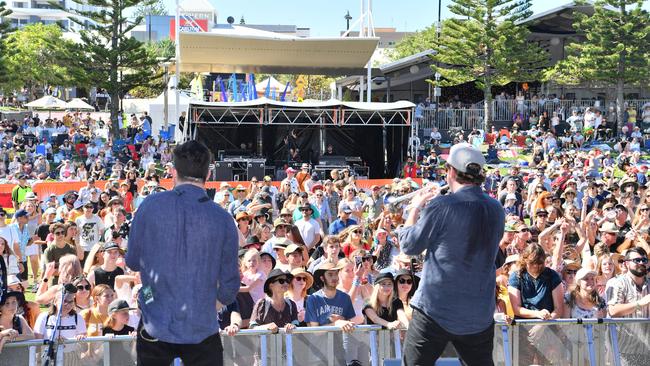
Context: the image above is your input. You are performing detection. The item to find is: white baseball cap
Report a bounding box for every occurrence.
[447,143,486,173]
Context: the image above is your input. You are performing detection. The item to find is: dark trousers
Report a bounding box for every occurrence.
[402,308,494,366]
[136,323,223,366]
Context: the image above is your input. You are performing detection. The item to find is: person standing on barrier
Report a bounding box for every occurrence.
[126,140,240,366]
[399,143,505,366]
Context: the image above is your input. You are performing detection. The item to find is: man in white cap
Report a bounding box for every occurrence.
[399,143,505,366]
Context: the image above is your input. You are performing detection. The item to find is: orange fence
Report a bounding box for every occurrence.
[0,178,420,203]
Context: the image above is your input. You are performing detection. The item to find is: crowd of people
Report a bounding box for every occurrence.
[0,108,649,365]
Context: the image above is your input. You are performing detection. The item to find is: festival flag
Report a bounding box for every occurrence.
[231,73,239,102]
[219,78,228,102]
[265,77,271,98]
[250,74,257,100]
[280,82,290,102]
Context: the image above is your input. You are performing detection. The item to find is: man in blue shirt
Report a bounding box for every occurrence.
[399,143,505,366]
[306,260,358,365]
[328,203,357,235]
[126,140,240,366]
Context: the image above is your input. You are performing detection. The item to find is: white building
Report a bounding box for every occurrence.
[2,0,100,31]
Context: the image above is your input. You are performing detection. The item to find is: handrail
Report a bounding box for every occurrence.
[280,324,382,334]
[499,317,650,326]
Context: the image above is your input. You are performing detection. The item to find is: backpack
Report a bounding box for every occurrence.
[261,297,294,321]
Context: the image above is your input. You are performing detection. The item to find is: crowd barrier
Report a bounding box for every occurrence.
[1,319,649,365]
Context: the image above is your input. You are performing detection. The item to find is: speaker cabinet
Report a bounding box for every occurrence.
[213,161,233,181]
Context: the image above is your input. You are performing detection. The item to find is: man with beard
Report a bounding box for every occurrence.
[608,247,650,365]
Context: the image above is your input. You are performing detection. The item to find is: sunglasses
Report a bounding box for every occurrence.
[627,257,649,265]
[273,278,289,285]
[565,270,577,275]
[300,208,312,212]
[0,213,5,217]
[54,231,65,236]
[76,284,91,291]
[641,208,650,212]
[398,278,413,285]
[618,259,626,264]
[362,256,373,262]
[294,277,307,282]
[519,229,529,233]
[353,230,363,234]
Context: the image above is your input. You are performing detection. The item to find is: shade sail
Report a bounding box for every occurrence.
[177,32,379,76]
[65,98,94,111]
[25,95,67,110]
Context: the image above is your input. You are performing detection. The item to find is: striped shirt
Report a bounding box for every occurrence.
[607,273,650,318]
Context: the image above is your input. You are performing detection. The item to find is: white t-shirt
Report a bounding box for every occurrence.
[295,218,321,249]
[35,312,87,352]
[75,215,105,252]
[0,225,20,248]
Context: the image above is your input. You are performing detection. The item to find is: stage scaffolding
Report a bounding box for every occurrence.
[187,99,415,177]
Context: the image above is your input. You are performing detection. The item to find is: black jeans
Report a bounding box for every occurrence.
[136,323,223,366]
[402,307,494,366]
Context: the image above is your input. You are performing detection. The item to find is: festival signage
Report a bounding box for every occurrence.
[170,18,209,40]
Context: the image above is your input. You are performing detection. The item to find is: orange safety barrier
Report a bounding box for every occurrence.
[0,178,423,200]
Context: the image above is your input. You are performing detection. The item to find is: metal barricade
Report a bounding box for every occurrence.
[2,319,650,365]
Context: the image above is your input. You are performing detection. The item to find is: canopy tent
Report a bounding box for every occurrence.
[25,95,66,110]
[176,31,379,76]
[148,89,192,141]
[255,76,291,94]
[65,98,94,111]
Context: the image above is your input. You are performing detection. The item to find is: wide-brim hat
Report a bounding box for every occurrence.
[312,259,346,283]
[290,268,314,290]
[263,269,293,296]
[235,212,252,222]
[620,178,639,192]
[599,221,619,234]
[259,251,277,269]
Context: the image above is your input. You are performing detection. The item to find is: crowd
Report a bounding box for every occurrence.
[0,109,650,365]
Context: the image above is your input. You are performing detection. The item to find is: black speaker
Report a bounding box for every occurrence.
[214,161,233,181]
[247,162,265,181]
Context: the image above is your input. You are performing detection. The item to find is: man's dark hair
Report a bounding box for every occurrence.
[172,140,213,182]
[449,163,485,185]
[626,247,647,260]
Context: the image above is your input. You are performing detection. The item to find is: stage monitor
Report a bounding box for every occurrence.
[319,155,347,166]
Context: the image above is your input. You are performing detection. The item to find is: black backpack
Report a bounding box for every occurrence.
[0,255,7,304]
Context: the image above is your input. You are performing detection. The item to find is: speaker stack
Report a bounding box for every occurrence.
[213,161,233,181]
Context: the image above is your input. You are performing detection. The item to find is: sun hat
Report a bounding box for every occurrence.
[290,268,314,290]
[263,269,293,296]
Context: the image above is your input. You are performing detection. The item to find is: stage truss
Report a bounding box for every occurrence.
[189,104,413,127]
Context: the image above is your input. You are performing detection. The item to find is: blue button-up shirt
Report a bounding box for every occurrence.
[399,185,505,335]
[126,184,240,344]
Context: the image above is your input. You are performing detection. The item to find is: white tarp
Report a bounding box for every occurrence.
[148,89,192,140]
[190,97,415,110]
[25,95,67,110]
[65,98,94,111]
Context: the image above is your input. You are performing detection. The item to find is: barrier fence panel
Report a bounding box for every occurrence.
[2,320,650,365]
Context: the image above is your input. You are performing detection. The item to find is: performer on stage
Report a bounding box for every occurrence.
[398,143,505,366]
[126,140,240,366]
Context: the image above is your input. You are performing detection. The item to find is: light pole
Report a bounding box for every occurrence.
[434,72,441,129]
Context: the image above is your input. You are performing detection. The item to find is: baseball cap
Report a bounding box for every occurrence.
[44,207,56,215]
[263,176,272,182]
[102,242,120,252]
[286,167,296,174]
[284,243,303,256]
[108,299,135,314]
[447,143,486,174]
[14,209,28,219]
[575,268,597,282]
[340,203,352,213]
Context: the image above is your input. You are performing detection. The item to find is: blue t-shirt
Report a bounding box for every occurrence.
[328,218,357,235]
[305,289,356,325]
[508,267,562,315]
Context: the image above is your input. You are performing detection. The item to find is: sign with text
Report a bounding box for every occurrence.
[170,18,209,40]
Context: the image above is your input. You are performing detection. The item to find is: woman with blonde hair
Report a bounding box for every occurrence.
[35,254,83,305]
[341,225,370,257]
[362,272,409,329]
[595,253,617,298]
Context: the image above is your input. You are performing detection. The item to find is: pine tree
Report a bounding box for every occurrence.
[431,0,548,129]
[63,0,165,137]
[0,2,14,84]
[544,0,650,131]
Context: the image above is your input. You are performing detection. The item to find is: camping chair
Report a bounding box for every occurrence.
[75,143,88,158]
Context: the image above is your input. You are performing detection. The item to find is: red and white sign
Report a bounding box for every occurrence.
[170,18,209,40]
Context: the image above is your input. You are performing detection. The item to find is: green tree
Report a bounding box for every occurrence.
[431,0,548,129]
[63,0,166,137]
[1,24,81,98]
[391,24,438,60]
[133,0,167,18]
[0,2,13,84]
[544,0,650,131]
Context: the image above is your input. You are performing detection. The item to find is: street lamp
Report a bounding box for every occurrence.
[434,72,441,129]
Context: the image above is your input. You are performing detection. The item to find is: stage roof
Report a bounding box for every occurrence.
[190,97,415,111]
[177,31,380,76]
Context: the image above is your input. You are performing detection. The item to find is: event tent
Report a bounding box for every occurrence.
[148,81,191,141]
[65,98,95,111]
[25,95,66,110]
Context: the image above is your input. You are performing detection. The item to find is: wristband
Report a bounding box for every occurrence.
[352,278,361,287]
[42,278,48,283]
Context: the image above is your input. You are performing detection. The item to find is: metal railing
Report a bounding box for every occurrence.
[419,99,650,129]
[2,319,649,365]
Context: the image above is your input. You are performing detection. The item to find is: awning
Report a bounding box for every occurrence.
[177,31,380,76]
[189,97,414,110]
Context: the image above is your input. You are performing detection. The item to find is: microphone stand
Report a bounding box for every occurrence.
[42,286,66,366]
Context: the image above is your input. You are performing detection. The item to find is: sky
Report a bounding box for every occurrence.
[162,0,650,37]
